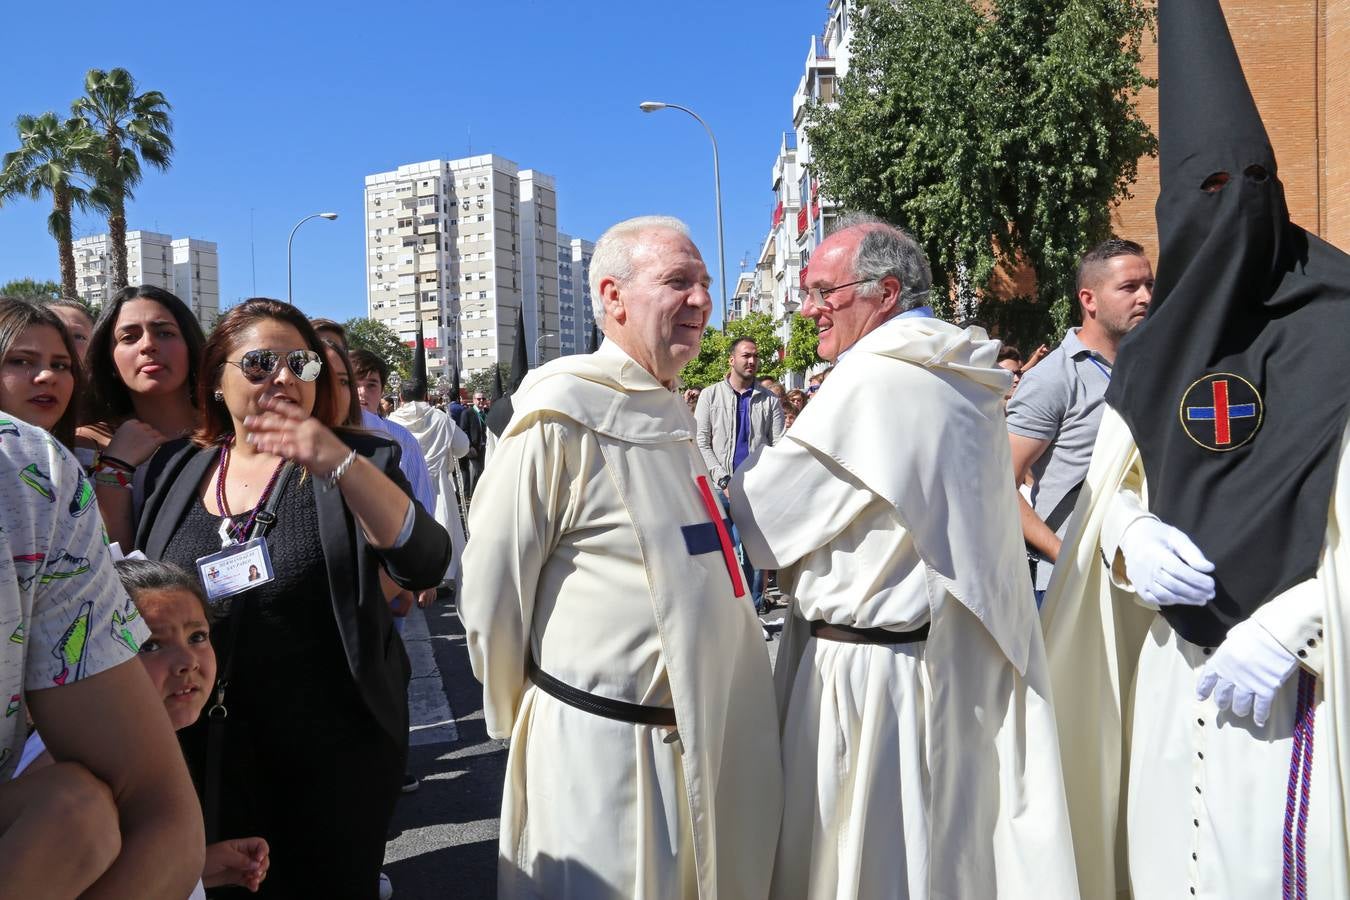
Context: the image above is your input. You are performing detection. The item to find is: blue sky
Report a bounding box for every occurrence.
[0,0,828,326]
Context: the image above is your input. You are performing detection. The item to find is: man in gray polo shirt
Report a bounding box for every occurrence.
[1007,238,1154,603]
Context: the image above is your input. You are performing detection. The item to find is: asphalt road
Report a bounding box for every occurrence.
[381,594,786,899]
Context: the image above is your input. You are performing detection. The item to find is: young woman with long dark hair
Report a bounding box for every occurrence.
[78,284,207,547]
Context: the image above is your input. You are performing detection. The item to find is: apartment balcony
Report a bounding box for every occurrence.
[417,222,439,235]
[395,225,416,237]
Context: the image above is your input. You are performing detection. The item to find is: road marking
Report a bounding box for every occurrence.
[402,606,459,745]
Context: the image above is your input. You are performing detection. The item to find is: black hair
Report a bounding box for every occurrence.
[401,378,426,402]
[113,558,211,621]
[348,348,390,390]
[1076,238,1147,295]
[728,336,758,357]
[83,284,206,425]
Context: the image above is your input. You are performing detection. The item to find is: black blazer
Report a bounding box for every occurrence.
[133,432,452,747]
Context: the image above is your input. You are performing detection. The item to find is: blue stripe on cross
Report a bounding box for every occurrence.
[1186,404,1256,420]
[682,520,735,557]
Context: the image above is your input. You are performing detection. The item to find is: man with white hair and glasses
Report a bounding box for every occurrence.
[459,215,781,898]
[731,214,1078,898]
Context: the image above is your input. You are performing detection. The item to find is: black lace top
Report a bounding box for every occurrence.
[159,474,369,739]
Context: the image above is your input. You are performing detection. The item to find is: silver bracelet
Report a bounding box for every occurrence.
[321,449,358,491]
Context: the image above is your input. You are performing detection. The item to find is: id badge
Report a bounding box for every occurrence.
[195,537,275,603]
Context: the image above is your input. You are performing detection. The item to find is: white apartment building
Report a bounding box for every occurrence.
[749,0,856,387]
[557,234,595,356]
[364,155,567,383]
[71,230,221,328]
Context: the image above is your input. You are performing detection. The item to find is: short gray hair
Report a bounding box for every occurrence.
[588,215,691,322]
[832,212,932,313]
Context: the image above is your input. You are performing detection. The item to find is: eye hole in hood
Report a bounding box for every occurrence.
[1201,172,1230,193]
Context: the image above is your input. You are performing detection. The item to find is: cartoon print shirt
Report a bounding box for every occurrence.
[0,418,149,778]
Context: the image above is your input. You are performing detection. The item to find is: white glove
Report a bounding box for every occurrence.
[1197,619,1299,726]
[1118,517,1216,607]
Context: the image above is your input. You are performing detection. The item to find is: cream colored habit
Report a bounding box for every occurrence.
[389,400,469,587]
[459,340,783,900]
[732,316,1079,900]
[1042,406,1350,899]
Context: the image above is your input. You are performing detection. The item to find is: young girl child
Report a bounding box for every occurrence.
[13,559,270,896]
[42,297,95,363]
[0,298,81,447]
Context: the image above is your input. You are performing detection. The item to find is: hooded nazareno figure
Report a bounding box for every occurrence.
[486,307,530,439]
[1107,0,1350,648]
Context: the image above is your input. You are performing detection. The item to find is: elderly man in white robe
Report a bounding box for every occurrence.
[731,215,1079,900]
[459,215,782,899]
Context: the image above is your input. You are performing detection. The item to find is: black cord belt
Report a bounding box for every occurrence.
[809,620,931,645]
[526,655,677,728]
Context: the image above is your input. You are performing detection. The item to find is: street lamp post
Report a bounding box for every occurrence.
[534,332,555,365]
[287,212,339,303]
[638,101,728,331]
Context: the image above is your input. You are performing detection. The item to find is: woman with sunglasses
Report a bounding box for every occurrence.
[132,298,450,900]
[79,285,207,547]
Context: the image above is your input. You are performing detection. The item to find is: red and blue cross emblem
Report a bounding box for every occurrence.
[1179,372,1264,452]
[680,475,747,598]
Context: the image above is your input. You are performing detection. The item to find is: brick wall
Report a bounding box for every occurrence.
[1112,0,1334,261]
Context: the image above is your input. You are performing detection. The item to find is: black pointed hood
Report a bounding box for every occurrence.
[1151,0,1288,306]
[451,363,461,404]
[412,321,428,396]
[589,323,600,353]
[510,307,529,391]
[490,362,504,401]
[1108,0,1350,647]
[487,308,528,438]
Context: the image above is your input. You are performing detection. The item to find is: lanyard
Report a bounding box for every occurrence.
[1086,355,1112,381]
[216,438,287,545]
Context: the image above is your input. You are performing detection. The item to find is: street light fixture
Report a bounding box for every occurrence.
[534,332,555,364]
[287,212,339,303]
[638,100,728,331]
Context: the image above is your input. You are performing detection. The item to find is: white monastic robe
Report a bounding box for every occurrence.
[732,316,1079,900]
[1043,407,1350,899]
[389,400,469,587]
[459,339,783,900]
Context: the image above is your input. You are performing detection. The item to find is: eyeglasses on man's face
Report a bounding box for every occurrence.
[797,278,875,307]
[226,349,324,384]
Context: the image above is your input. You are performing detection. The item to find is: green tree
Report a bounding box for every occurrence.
[465,363,510,397]
[0,278,62,301]
[806,0,1155,345]
[343,317,413,378]
[680,328,730,389]
[0,112,100,299]
[679,312,786,388]
[73,68,174,292]
[784,313,821,375]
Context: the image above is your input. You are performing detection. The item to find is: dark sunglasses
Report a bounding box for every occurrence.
[225,349,324,384]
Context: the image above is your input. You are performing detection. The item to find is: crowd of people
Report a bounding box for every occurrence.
[1,2,1348,898]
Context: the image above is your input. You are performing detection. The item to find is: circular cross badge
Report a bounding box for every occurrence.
[1178,372,1263,452]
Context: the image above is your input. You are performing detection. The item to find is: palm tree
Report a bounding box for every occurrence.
[72,68,174,291]
[0,112,100,299]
